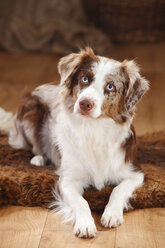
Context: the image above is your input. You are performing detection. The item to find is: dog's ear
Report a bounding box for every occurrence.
[122,60,149,113]
[58,47,96,86]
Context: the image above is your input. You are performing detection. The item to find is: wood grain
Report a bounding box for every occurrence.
[39,213,116,248]
[0,43,165,248]
[0,206,48,248]
[115,209,165,248]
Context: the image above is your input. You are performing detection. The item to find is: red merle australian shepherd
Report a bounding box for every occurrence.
[9,48,149,238]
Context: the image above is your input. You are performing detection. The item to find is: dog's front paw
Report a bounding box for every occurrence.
[101,207,123,228]
[30,155,45,166]
[74,218,97,238]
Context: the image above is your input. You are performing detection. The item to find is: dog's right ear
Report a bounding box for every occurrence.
[58,47,96,86]
[58,53,81,85]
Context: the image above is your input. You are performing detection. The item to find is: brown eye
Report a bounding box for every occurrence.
[106,83,114,91]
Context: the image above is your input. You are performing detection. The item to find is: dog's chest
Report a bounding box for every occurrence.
[77,125,126,186]
[56,113,130,188]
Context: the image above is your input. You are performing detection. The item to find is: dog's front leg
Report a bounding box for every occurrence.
[101,171,144,228]
[59,178,97,238]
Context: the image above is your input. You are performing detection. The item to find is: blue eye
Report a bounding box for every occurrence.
[106,83,114,91]
[82,76,89,84]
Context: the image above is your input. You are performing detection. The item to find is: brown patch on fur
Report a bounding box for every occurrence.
[122,125,142,172]
[101,87,126,123]
[0,131,165,209]
[122,126,136,162]
[103,76,116,95]
[70,57,96,94]
[116,65,131,122]
[102,75,120,120]
[125,79,141,111]
[17,91,49,152]
[101,100,118,120]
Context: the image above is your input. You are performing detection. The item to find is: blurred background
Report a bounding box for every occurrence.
[0,0,165,134]
[0,0,164,54]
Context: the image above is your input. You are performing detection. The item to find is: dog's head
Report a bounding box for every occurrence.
[58,47,149,123]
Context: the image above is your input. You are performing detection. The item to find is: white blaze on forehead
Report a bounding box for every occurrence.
[92,57,121,92]
[74,85,103,118]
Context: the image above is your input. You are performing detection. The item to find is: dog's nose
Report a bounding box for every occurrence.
[79,99,94,112]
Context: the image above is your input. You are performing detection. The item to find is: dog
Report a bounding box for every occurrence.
[9,47,149,238]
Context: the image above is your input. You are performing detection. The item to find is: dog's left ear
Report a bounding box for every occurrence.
[122,60,149,112]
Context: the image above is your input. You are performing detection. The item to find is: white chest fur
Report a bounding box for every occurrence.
[55,109,132,190]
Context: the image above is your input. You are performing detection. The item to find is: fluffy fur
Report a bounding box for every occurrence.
[8,48,149,238]
[0,131,165,210]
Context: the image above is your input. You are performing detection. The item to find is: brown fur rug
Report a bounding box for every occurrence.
[0,132,165,211]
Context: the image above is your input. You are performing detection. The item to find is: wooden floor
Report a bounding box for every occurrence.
[0,43,165,248]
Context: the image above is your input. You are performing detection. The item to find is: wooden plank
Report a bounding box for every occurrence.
[115,209,165,248]
[39,212,116,248]
[0,206,48,248]
[39,209,165,248]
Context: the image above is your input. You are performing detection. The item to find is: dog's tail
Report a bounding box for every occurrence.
[0,108,14,135]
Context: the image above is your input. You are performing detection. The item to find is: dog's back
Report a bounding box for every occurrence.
[9,84,61,165]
